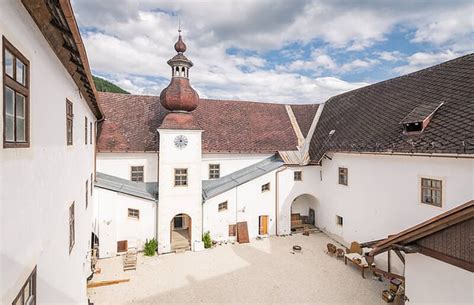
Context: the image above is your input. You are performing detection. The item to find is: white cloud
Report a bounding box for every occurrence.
[340,58,380,73]
[393,50,461,74]
[376,51,403,62]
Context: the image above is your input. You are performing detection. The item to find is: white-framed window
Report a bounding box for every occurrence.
[69,202,75,253]
[261,183,270,192]
[131,166,144,182]
[338,167,348,186]
[218,201,228,212]
[209,164,220,179]
[421,178,443,207]
[336,215,343,226]
[294,171,302,181]
[174,168,188,186]
[128,208,139,219]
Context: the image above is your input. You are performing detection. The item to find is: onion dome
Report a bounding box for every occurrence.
[160,30,199,113]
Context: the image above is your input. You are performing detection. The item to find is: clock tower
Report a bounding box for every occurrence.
[157,30,203,254]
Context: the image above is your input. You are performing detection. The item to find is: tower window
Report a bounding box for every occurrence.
[174,168,188,186]
[131,166,144,182]
[294,171,302,181]
[209,164,220,179]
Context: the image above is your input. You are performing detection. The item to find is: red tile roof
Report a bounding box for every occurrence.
[291,104,320,137]
[97,93,299,153]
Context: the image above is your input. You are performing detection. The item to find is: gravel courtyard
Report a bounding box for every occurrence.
[88,233,386,305]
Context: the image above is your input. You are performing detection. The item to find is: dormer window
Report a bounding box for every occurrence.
[401,102,444,135]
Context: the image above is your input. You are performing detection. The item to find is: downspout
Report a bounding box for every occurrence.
[275,166,288,236]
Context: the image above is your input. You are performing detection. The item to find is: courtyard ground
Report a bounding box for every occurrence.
[88,233,386,304]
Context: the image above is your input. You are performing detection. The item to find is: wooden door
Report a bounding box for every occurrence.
[237,221,249,243]
[309,208,315,226]
[117,240,128,253]
[259,215,268,235]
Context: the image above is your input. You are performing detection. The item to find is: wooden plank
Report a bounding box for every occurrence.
[237,221,249,243]
[87,279,129,288]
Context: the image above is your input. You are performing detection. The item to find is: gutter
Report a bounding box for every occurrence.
[318,151,474,163]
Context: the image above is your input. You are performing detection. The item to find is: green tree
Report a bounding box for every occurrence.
[93,76,129,94]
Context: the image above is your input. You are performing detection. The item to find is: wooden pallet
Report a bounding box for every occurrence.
[123,249,137,271]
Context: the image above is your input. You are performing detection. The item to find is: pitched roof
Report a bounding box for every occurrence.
[202,155,284,200]
[309,54,474,162]
[95,172,157,201]
[291,104,320,137]
[97,93,299,153]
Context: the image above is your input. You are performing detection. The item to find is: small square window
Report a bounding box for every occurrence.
[336,215,343,226]
[209,164,220,179]
[338,167,348,186]
[294,171,302,181]
[218,201,228,212]
[128,208,139,219]
[174,168,188,186]
[421,178,442,207]
[131,166,144,182]
[261,183,270,192]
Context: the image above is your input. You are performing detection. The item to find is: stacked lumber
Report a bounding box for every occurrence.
[123,249,137,271]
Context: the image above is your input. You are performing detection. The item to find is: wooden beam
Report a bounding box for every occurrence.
[419,246,474,273]
[394,248,405,264]
[87,279,130,288]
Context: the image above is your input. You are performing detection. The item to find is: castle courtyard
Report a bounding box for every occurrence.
[88,233,386,304]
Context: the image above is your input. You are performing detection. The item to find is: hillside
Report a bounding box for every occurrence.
[93,76,129,94]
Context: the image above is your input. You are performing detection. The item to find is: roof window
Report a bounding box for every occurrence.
[401,102,444,135]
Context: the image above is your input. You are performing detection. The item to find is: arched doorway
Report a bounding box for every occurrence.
[290,194,318,233]
[170,213,192,252]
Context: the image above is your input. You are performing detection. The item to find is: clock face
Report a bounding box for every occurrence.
[174,135,188,149]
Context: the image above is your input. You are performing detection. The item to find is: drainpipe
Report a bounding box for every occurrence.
[155,147,160,249]
[275,166,288,236]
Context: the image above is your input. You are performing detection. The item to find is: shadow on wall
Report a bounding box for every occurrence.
[1,254,79,304]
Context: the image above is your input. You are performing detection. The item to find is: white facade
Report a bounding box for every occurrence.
[93,188,156,258]
[97,152,158,182]
[157,129,203,253]
[201,153,272,180]
[404,253,473,304]
[0,1,98,304]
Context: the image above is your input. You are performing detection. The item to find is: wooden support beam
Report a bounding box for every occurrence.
[394,248,405,264]
[87,279,130,288]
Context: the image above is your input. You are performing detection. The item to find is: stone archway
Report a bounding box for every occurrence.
[290,194,318,233]
[170,213,192,252]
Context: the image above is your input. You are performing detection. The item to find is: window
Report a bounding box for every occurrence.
[174,168,188,186]
[85,180,88,209]
[90,173,93,195]
[131,166,144,182]
[229,224,236,237]
[12,266,36,305]
[209,164,220,179]
[66,100,73,145]
[84,117,88,145]
[294,171,302,181]
[338,167,348,186]
[218,201,228,212]
[336,215,343,226]
[3,37,29,148]
[89,121,92,144]
[421,178,442,207]
[261,183,270,192]
[128,208,139,219]
[69,202,75,253]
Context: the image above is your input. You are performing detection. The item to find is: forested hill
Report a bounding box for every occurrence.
[93,76,130,94]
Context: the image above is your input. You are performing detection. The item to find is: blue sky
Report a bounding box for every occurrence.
[72,0,473,104]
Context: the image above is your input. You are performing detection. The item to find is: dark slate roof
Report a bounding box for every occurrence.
[309,54,474,162]
[202,155,284,200]
[401,102,443,124]
[97,93,298,154]
[291,104,320,137]
[95,172,158,201]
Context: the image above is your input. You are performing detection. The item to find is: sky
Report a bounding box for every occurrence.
[72,0,473,104]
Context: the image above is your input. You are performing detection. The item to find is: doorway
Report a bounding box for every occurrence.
[170,214,192,252]
[259,215,268,235]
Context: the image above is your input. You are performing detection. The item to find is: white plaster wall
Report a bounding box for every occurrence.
[201,153,272,180]
[97,152,158,182]
[0,2,97,303]
[405,253,473,304]
[316,153,473,245]
[291,194,317,216]
[157,129,203,253]
[93,188,156,258]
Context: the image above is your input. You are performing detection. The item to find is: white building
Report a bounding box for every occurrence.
[0,1,103,304]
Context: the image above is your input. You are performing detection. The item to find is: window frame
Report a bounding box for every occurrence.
[336,215,343,226]
[130,165,144,182]
[261,182,270,192]
[128,208,140,219]
[338,167,348,186]
[218,201,228,212]
[69,202,75,253]
[12,266,36,305]
[209,164,220,179]
[294,171,302,181]
[3,36,30,148]
[84,116,88,145]
[420,177,443,207]
[85,180,88,209]
[89,121,93,145]
[66,99,73,145]
[174,168,188,187]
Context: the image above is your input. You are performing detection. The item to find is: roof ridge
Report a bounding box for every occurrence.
[326,53,474,103]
